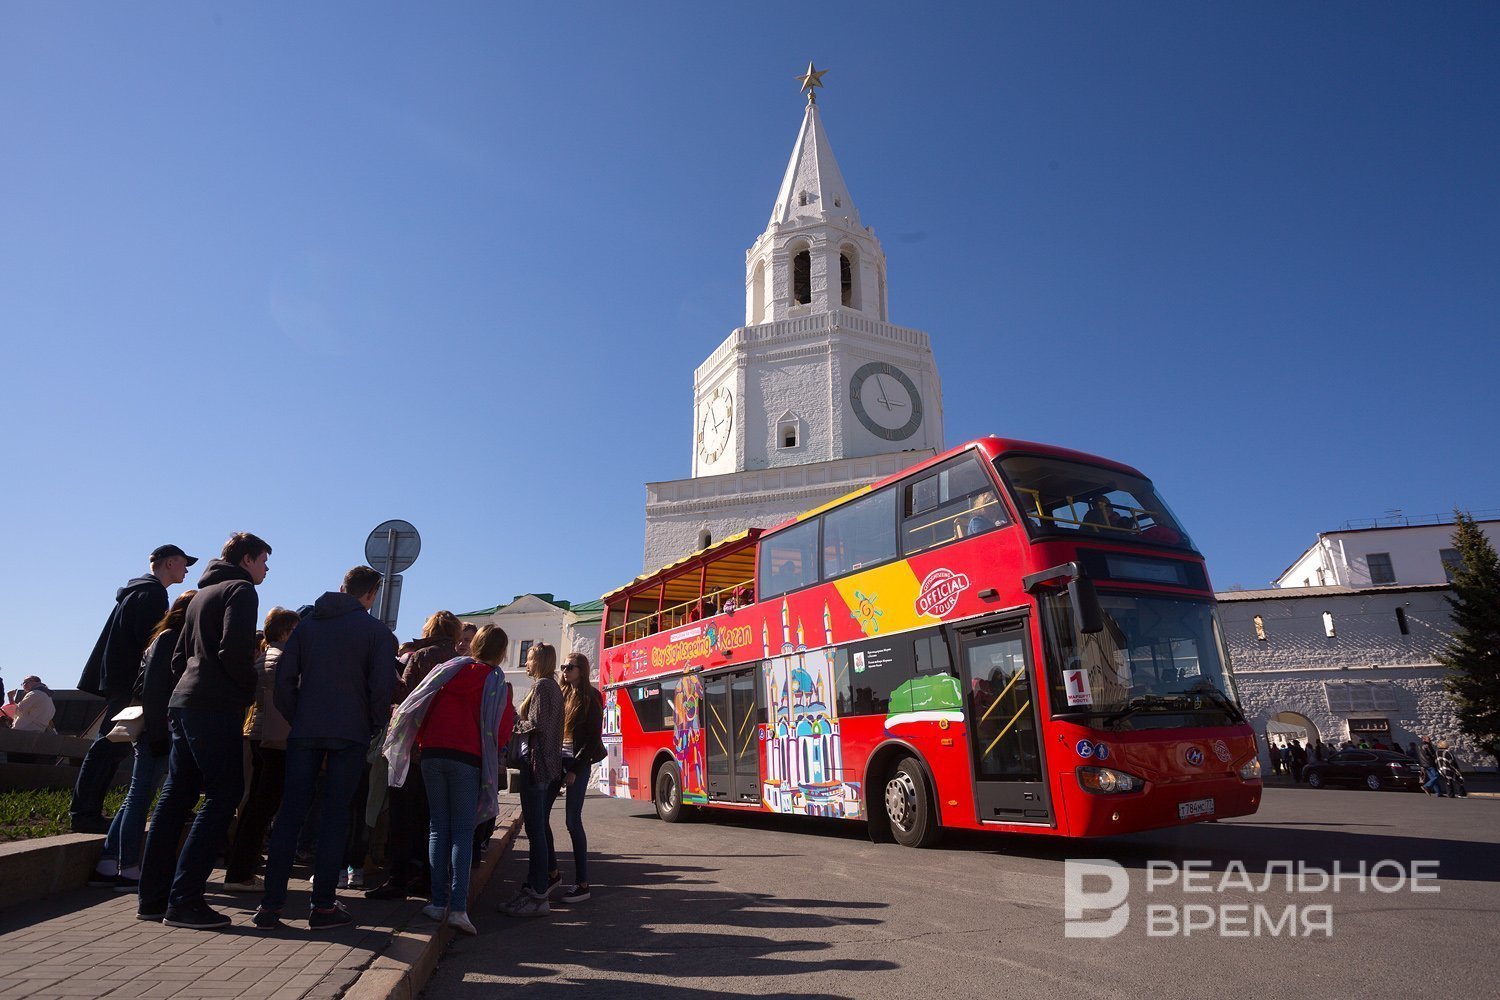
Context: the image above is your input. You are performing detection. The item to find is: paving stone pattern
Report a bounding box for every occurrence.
[0,875,418,1000]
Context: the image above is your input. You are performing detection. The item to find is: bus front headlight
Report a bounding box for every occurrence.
[1077,766,1144,794]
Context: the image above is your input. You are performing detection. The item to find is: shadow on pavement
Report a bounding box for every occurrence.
[449,844,893,998]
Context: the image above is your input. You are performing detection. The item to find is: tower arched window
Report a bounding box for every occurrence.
[792,249,811,306]
[840,251,859,309]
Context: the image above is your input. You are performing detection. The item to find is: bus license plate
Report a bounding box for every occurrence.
[1178,797,1214,819]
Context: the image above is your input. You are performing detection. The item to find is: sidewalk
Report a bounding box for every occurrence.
[1263,771,1500,798]
[0,804,521,1000]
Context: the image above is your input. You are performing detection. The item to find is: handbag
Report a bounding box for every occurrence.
[506,729,532,770]
[582,737,608,767]
[105,705,146,743]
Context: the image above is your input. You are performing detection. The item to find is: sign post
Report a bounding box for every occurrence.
[364,519,420,631]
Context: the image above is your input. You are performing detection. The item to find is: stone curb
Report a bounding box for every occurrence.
[342,804,523,1000]
[0,831,105,914]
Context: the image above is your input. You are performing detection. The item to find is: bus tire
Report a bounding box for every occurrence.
[655,760,686,823]
[885,757,941,848]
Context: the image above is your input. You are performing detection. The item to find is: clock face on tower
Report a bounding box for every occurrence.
[697,385,734,464]
[849,361,923,441]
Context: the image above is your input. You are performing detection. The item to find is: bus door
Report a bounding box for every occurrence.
[955,618,1052,824]
[705,665,762,804]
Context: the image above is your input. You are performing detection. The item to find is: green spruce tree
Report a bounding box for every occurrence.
[1439,510,1500,767]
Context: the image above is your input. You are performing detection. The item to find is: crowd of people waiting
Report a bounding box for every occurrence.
[66,533,605,933]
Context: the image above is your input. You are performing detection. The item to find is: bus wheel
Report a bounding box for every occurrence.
[885,758,941,848]
[655,760,686,823]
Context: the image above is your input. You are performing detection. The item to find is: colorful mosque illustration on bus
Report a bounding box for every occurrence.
[598,687,630,797]
[761,599,862,818]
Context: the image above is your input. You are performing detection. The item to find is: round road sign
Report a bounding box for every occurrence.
[364,519,421,574]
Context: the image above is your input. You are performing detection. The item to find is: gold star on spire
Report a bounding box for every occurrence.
[796,61,828,103]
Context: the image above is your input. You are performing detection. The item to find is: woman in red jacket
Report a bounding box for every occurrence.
[409,624,511,935]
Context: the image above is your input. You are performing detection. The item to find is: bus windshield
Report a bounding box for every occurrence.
[996,454,1193,551]
[1038,591,1242,731]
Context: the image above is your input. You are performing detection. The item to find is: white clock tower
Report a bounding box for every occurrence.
[646,66,944,569]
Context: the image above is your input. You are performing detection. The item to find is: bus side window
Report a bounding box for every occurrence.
[822,487,896,578]
[915,634,951,675]
[758,517,820,599]
[630,683,667,731]
[902,454,1008,556]
[840,638,917,716]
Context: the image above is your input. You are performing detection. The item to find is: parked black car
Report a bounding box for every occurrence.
[1304,749,1424,791]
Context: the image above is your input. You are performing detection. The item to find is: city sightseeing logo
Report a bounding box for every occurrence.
[915,568,971,618]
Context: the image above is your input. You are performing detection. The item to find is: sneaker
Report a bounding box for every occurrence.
[365,880,412,900]
[559,884,591,904]
[547,869,562,895]
[309,903,353,930]
[252,908,283,929]
[421,903,448,922]
[163,903,232,930]
[137,909,167,922]
[337,869,350,888]
[449,911,477,935]
[346,867,365,889]
[502,894,549,918]
[87,870,121,888]
[222,877,263,894]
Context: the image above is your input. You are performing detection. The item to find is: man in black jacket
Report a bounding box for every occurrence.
[70,544,196,833]
[138,532,270,929]
[254,565,396,930]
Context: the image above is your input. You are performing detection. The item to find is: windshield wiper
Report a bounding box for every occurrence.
[1178,684,1246,724]
[1103,695,1190,727]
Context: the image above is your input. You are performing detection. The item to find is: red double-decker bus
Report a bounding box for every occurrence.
[596,438,1261,845]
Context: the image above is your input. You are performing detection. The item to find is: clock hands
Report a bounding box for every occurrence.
[873,373,906,413]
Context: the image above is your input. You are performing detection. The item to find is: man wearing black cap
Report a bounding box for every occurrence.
[70,544,197,833]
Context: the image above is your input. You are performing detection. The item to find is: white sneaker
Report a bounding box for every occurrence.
[421,903,447,922]
[346,867,365,889]
[449,911,477,935]
[503,894,550,917]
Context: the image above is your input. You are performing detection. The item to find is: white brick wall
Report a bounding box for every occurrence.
[1218,587,1493,770]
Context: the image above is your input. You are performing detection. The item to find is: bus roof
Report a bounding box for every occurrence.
[601,437,1149,601]
[760,437,1150,535]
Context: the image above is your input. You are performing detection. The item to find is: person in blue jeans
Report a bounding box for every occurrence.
[543,653,604,904]
[89,591,194,890]
[1417,735,1442,796]
[138,533,270,929]
[503,644,564,918]
[253,566,396,930]
[72,544,194,833]
[390,624,512,936]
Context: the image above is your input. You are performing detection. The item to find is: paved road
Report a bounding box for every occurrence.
[426,786,1499,999]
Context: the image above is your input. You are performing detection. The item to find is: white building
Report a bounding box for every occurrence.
[1222,513,1495,771]
[1275,513,1500,589]
[643,80,943,571]
[456,594,603,700]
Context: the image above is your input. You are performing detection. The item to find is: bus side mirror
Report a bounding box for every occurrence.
[1069,578,1104,635]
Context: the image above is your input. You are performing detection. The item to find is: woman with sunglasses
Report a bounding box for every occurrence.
[543,653,605,903]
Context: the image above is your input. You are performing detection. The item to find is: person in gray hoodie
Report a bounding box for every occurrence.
[137,532,270,930]
[254,565,397,930]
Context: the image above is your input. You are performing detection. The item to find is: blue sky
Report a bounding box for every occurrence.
[4,3,1497,691]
